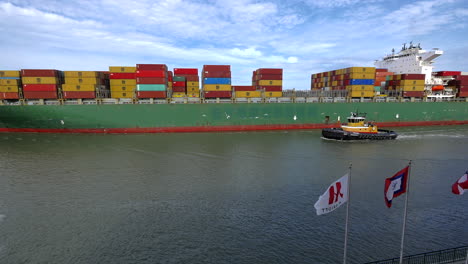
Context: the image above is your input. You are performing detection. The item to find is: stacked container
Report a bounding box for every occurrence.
[232,85,260,98]
[174,68,199,98]
[21,69,61,99]
[447,74,468,97]
[311,67,375,97]
[136,64,168,99]
[374,69,394,93]
[172,76,186,97]
[388,74,425,97]
[62,71,106,99]
[167,71,173,93]
[109,66,136,99]
[202,65,232,98]
[0,70,21,100]
[253,68,283,97]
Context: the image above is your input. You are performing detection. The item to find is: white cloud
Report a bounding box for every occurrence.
[230,47,263,58]
[287,57,299,63]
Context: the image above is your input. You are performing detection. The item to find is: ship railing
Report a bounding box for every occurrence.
[364,245,467,264]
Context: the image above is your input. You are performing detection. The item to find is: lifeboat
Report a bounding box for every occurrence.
[322,112,397,140]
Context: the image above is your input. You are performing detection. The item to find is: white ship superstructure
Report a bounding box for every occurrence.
[374,42,443,84]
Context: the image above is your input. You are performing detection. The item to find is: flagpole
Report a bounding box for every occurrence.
[343,163,352,264]
[399,160,412,264]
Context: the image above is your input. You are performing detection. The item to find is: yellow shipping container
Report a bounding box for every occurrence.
[346,85,375,91]
[187,81,199,87]
[62,84,97,92]
[110,79,136,86]
[22,77,59,84]
[264,91,282,97]
[235,91,262,98]
[65,78,100,85]
[187,92,200,97]
[0,86,19,92]
[109,66,136,73]
[332,81,338,86]
[172,92,186,97]
[111,91,134,98]
[346,67,376,74]
[186,86,199,92]
[203,84,232,91]
[258,80,282,86]
[400,85,425,91]
[349,91,375,97]
[110,85,136,92]
[348,73,375,79]
[64,71,99,78]
[400,80,425,86]
[0,71,20,77]
[0,79,20,85]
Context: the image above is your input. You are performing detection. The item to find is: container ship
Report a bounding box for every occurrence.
[0,44,467,133]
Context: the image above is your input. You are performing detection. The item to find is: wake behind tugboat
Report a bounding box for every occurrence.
[322,112,398,140]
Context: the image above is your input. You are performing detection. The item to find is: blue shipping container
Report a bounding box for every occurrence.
[0,77,21,79]
[349,79,375,85]
[203,78,231,85]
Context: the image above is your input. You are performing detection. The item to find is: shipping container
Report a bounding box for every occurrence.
[202,71,231,78]
[264,91,282,97]
[345,67,376,74]
[187,92,200,97]
[110,85,136,92]
[348,91,375,97]
[109,66,136,73]
[64,71,100,78]
[203,65,230,72]
[187,81,199,87]
[0,79,20,85]
[110,91,134,98]
[346,85,375,91]
[174,68,198,75]
[109,73,136,79]
[399,74,425,80]
[458,91,468,97]
[400,80,425,86]
[203,84,232,91]
[22,84,58,92]
[0,70,20,77]
[63,91,96,99]
[203,78,231,85]
[257,80,282,86]
[136,84,167,91]
[173,76,186,82]
[0,86,19,92]
[23,91,58,99]
[256,68,283,75]
[399,85,425,91]
[435,71,461,76]
[186,86,199,92]
[21,69,58,77]
[136,64,167,71]
[256,74,283,80]
[232,85,255,91]
[135,70,166,78]
[62,84,97,92]
[136,77,167,84]
[347,73,375,79]
[110,79,137,86]
[173,81,186,87]
[257,86,282,91]
[171,92,186,97]
[137,91,166,98]
[65,78,100,85]
[376,68,388,72]
[203,91,232,98]
[401,91,425,97]
[346,79,375,85]
[172,87,186,93]
[0,92,20,99]
[235,91,262,98]
[22,77,59,84]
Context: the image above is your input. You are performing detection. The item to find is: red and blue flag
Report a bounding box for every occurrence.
[384,166,409,208]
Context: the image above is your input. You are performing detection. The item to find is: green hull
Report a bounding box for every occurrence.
[0,102,467,133]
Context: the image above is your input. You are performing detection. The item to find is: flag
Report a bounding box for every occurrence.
[314,174,349,215]
[384,166,409,208]
[452,171,468,195]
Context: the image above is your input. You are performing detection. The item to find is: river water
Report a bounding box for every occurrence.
[0,126,467,264]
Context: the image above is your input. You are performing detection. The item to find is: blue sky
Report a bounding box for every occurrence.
[1,0,467,89]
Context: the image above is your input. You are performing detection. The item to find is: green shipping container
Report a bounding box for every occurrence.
[374,86,381,92]
[173,76,186,82]
[137,84,167,91]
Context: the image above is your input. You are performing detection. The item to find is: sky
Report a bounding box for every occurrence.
[0,0,467,89]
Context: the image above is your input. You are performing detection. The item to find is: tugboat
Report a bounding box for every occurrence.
[322,112,398,140]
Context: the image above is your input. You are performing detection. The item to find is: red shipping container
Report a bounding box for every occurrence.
[0,92,20,99]
[256,74,283,80]
[63,91,96,99]
[458,85,468,91]
[137,91,166,98]
[435,71,461,76]
[204,91,232,98]
[168,71,173,82]
[23,84,58,92]
[400,74,425,80]
[135,70,166,78]
[376,68,388,72]
[232,85,255,91]
[21,69,58,77]
[136,77,167,84]
[203,65,230,72]
[136,64,167,71]
[454,75,468,83]
[172,87,186,93]
[110,73,136,79]
[202,71,231,78]
[401,91,425,97]
[174,68,198,75]
[23,91,57,99]
[256,68,283,75]
[173,81,186,87]
[257,86,282,91]
[323,72,328,77]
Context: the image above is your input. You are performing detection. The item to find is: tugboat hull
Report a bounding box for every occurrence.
[322,128,398,140]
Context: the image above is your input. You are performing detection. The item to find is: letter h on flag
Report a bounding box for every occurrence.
[314,174,349,215]
[384,166,409,208]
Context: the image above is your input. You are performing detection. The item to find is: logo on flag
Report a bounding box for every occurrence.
[384,166,409,208]
[452,171,468,195]
[314,174,349,215]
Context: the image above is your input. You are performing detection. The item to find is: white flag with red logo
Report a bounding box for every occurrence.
[452,171,468,195]
[314,174,349,215]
